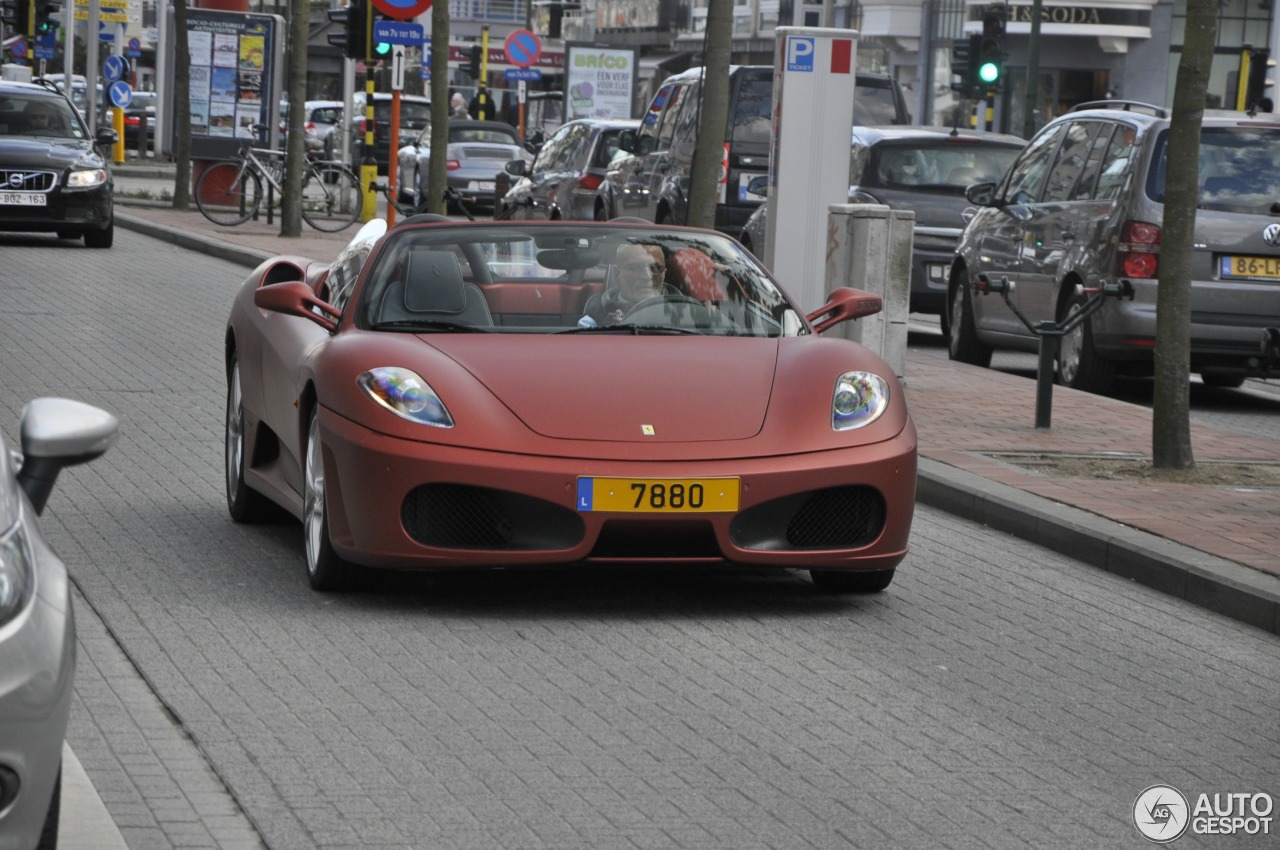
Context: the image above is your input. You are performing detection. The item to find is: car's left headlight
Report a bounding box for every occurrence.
[357,367,454,428]
[0,518,34,629]
[66,168,108,189]
[832,371,890,431]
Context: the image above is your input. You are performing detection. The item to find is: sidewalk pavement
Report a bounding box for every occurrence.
[110,168,1280,634]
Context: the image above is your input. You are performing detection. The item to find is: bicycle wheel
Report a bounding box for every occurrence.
[301,165,361,232]
[195,161,263,226]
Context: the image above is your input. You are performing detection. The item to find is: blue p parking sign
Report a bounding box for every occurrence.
[786,36,815,72]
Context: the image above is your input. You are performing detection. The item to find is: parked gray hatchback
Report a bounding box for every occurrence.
[949,101,1280,392]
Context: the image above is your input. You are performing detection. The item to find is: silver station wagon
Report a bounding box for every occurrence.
[948,101,1280,392]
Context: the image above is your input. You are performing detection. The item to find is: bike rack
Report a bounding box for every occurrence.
[974,274,1134,428]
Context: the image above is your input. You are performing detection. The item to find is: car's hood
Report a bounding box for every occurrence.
[434,336,777,442]
[0,138,101,170]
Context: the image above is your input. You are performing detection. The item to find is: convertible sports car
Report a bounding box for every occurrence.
[224,219,917,593]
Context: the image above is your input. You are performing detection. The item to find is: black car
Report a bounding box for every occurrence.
[0,80,118,248]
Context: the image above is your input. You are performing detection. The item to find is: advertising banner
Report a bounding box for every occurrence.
[564,43,638,120]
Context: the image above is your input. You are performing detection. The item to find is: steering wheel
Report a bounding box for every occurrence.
[622,293,731,330]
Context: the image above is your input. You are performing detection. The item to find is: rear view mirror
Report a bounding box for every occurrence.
[254,281,341,332]
[618,129,638,154]
[505,159,529,177]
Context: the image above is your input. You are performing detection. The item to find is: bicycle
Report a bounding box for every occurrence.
[195,135,361,232]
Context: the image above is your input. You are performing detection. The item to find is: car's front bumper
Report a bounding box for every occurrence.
[0,519,74,846]
[319,407,917,574]
[0,182,112,235]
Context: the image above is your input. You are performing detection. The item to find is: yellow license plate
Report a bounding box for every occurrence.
[576,477,740,513]
[1220,255,1280,280]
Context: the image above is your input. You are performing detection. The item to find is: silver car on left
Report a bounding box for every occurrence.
[0,398,117,850]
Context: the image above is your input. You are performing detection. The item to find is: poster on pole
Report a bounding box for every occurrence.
[164,8,286,159]
[563,43,638,120]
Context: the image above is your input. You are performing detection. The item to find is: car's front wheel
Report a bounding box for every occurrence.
[225,356,274,522]
[83,221,113,249]
[35,764,60,850]
[304,409,358,591]
[947,269,992,367]
[809,568,895,593]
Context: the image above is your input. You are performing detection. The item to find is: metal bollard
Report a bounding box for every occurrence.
[976,275,1134,427]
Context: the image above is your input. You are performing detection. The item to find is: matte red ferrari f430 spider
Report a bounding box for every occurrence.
[224,217,917,592]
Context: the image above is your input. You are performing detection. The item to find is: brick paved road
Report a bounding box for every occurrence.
[2,229,1278,849]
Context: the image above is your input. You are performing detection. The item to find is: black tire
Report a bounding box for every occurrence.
[196,161,263,226]
[1201,372,1245,389]
[304,409,359,591]
[225,356,275,522]
[1056,289,1116,394]
[36,765,59,850]
[301,165,360,232]
[947,269,992,367]
[83,221,113,249]
[937,303,952,339]
[810,568,896,593]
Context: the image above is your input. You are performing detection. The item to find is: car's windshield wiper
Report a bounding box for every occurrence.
[557,323,701,335]
[370,320,487,333]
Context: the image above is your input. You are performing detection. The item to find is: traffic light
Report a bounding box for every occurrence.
[35,0,58,36]
[326,0,367,61]
[2,0,32,37]
[950,36,976,97]
[468,44,482,79]
[1244,47,1272,111]
[370,8,391,58]
[976,5,1006,90]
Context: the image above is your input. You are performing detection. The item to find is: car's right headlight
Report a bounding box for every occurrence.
[0,519,34,629]
[67,168,108,188]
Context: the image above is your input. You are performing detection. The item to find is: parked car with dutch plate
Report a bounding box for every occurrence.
[499,117,640,220]
[950,101,1280,392]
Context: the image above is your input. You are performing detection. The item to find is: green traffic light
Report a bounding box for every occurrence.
[374,41,391,56]
[978,61,1000,84]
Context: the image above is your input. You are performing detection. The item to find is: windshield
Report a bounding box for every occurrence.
[864,140,1021,191]
[1148,126,1280,213]
[0,95,87,140]
[358,223,802,338]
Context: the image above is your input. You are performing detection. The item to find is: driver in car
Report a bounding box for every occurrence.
[578,242,678,327]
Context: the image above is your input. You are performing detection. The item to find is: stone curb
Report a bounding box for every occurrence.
[917,457,1280,634]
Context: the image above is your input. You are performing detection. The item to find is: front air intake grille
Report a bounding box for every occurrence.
[401,484,583,550]
[786,487,886,548]
[0,170,56,192]
[729,486,886,551]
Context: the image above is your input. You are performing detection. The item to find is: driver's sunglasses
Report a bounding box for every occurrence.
[619,261,663,274]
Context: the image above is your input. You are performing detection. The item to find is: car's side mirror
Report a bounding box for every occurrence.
[18,398,119,515]
[505,159,529,177]
[965,181,998,207]
[618,129,638,154]
[95,126,118,148]
[253,281,341,332]
[806,287,883,334]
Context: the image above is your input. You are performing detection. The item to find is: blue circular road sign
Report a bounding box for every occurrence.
[109,81,133,109]
[103,54,128,83]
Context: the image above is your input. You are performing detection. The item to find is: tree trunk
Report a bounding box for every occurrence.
[686,0,733,229]
[171,0,191,210]
[426,2,450,216]
[1152,0,1216,469]
[279,0,308,236]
